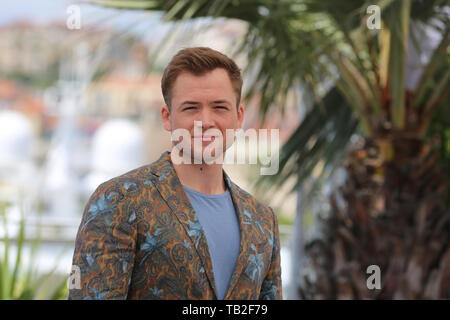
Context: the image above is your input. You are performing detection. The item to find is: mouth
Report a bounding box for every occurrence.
[193,136,216,142]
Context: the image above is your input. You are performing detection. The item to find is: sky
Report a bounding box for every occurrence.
[2,0,75,25]
[0,0,167,38]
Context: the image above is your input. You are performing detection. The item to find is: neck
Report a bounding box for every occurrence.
[170,153,226,194]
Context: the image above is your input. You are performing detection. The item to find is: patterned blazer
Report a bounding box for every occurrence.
[69,151,282,300]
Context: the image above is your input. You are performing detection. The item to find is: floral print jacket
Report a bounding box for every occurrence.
[68,151,282,300]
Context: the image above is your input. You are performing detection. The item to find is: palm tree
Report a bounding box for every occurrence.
[92,0,450,299]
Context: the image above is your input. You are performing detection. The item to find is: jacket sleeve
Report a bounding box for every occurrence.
[68,181,136,300]
[259,207,283,300]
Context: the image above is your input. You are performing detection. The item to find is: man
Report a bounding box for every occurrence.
[69,47,282,300]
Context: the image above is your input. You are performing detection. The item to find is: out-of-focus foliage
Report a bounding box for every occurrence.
[0,202,68,300]
[93,0,449,194]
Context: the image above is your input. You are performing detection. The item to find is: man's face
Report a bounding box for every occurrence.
[161,68,244,163]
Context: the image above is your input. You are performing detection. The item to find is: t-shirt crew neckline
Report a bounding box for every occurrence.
[182,184,229,198]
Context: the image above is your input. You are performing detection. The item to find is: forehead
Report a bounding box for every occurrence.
[171,68,235,102]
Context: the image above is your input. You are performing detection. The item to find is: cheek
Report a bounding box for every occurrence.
[224,115,240,129]
[171,115,195,132]
[219,118,239,141]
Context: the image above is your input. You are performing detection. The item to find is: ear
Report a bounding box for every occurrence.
[237,104,244,129]
[161,105,172,132]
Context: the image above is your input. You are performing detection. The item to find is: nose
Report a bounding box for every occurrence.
[197,108,215,130]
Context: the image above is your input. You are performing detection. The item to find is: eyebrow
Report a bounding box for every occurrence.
[180,101,200,107]
[211,100,231,105]
[177,101,199,111]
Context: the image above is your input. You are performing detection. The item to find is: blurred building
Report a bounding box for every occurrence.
[0,21,150,84]
[85,74,162,118]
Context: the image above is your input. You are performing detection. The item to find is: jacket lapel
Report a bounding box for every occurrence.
[150,151,218,298]
[150,151,259,300]
[222,171,252,299]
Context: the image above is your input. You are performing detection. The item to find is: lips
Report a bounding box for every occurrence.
[193,136,216,142]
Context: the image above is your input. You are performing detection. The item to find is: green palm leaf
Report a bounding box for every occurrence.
[91,0,449,192]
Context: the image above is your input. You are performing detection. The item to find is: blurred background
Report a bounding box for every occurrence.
[0,0,448,300]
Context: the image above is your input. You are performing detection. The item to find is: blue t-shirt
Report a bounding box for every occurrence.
[182,184,241,300]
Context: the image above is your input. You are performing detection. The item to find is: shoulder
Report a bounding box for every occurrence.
[83,164,158,228]
[94,155,164,197]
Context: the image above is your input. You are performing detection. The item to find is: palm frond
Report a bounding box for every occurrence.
[92,0,449,194]
[413,27,450,109]
[255,86,359,194]
[385,0,411,128]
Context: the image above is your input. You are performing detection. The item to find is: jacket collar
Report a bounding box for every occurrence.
[149,151,258,299]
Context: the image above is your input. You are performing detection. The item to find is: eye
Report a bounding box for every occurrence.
[215,106,227,109]
[183,106,196,111]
